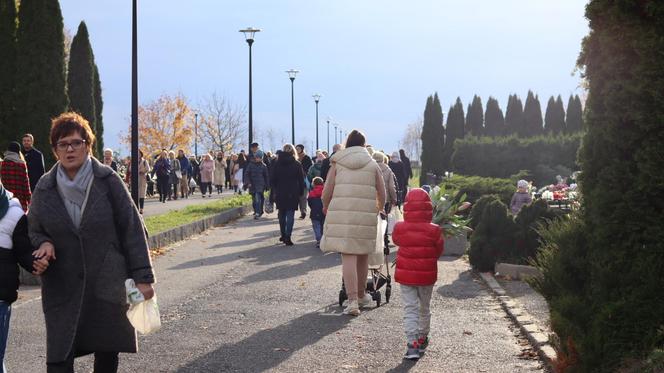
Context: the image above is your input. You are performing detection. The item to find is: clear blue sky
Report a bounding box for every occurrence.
[59,0,589,155]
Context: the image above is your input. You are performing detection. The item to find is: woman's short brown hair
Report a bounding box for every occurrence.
[50,112,96,153]
[344,129,366,148]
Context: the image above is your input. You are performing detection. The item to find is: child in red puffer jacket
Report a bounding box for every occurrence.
[392,188,444,360]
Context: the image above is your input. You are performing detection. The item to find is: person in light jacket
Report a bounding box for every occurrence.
[372,151,398,212]
[213,151,226,194]
[321,130,386,316]
[199,153,215,198]
[28,112,155,373]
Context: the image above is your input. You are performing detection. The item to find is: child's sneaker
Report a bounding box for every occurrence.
[417,336,429,353]
[343,300,360,316]
[403,341,420,360]
[315,241,320,249]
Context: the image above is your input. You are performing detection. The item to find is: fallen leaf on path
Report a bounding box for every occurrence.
[463,331,473,335]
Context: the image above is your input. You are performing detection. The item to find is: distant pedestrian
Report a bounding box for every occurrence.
[213,151,226,194]
[392,188,444,360]
[103,148,118,172]
[28,112,155,372]
[307,152,324,185]
[295,144,312,219]
[321,144,341,181]
[199,153,215,198]
[21,133,45,192]
[321,130,386,316]
[0,180,49,373]
[373,151,398,211]
[153,150,171,203]
[234,153,247,194]
[177,149,191,199]
[127,150,151,214]
[168,151,181,200]
[189,155,200,195]
[224,154,232,190]
[307,177,325,248]
[0,142,31,211]
[271,144,305,246]
[510,179,533,215]
[399,149,413,181]
[243,151,269,219]
[389,152,408,206]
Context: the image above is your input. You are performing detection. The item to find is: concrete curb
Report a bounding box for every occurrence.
[148,205,253,249]
[479,272,557,369]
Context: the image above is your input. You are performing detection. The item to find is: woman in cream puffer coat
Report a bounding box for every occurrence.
[321,130,386,316]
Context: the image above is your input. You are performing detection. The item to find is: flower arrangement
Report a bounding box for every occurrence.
[429,186,473,238]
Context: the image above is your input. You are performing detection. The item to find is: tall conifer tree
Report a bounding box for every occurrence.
[419,93,445,185]
[544,96,561,134]
[504,94,524,136]
[565,94,583,133]
[484,97,505,137]
[0,0,17,141]
[555,95,566,133]
[443,97,465,170]
[14,0,68,165]
[523,90,543,137]
[67,21,97,155]
[465,95,484,136]
[93,62,104,155]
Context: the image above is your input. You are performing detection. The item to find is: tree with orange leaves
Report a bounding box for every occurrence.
[122,93,193,158]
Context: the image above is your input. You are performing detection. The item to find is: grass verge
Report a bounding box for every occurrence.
[144,194,252,234]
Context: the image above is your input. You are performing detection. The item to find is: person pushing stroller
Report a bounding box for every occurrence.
[392,188,444,360]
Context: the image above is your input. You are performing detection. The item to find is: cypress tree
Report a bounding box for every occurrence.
[544,96,565,134]
[555,95,566,133]
[0,0,17,141]
[565,94,583,133]
[504,94,524,136]
[419,93,445,185]
[484,96,505,137]
[93,62,104,156]
[465,95,484,136]
[543,1,664,369]
[523,90,543,137]
[67,21,96,155]
[14,0,68,165]
[443,97,465,170]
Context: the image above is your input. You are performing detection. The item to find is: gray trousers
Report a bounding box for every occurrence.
[400,284,434,342]
[299,189,308,215]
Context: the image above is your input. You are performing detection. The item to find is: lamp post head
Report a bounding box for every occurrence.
[312,93,321,103]
[239,27,261,45]
[286,69,299,81]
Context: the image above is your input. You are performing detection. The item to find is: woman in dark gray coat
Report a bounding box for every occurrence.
[29,112,156,373]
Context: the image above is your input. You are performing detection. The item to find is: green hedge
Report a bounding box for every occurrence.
[450,134,582,187]
[439,174,515,206]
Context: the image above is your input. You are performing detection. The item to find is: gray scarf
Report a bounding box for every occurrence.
[56,157,94,228]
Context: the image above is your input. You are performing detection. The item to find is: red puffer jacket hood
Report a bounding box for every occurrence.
[393,188,444,286]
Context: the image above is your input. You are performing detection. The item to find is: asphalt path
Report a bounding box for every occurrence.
[142,187,237,217]
[6,213,544,372]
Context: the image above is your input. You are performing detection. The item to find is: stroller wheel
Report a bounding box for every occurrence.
[375,291,382,307]
[385,284,392,303]
[339,289,347,307]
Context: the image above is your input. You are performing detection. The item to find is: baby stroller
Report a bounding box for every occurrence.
[338,213,392,308]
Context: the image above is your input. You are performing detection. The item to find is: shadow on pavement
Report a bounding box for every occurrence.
[234,247,340,285]
[385,359,417,372]
[436,270,483,300]
[175,304,351,372]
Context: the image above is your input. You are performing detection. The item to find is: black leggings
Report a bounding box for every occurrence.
[157,176,170,202]
[47,351,119,373]
[139,198,145,210]
[201,182,212,195]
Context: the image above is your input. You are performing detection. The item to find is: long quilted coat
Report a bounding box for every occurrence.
[393,188,444,286]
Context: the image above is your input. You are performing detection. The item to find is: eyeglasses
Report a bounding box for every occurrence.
[55,139,86,151]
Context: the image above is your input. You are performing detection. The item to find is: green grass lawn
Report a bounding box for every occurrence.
[144,194,253,234]
[410,167,421,188]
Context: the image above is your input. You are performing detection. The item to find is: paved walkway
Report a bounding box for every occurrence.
[7,214,544,372]
[142,188,237,217]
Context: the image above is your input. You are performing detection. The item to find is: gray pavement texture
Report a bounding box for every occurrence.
[7,214,544,372]
[496,278,551,335]
[143,188,236,217]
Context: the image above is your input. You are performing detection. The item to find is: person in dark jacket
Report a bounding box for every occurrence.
[0,182,49,372]
[189,156,200,195]
[399,149,413,181]
[295,144,312,219]
[244,151,270,219]
[21,133,45,192]
[153,150,171,202]
[103,148,118,172]
[307,177,325,248]
[177,150,192,198]
[270,144,305,246]
[321,143,341,181]
[29,112,155,372]
[224,155,232,189]
[389,152,408,206]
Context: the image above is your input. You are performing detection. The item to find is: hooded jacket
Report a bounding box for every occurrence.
[393,188,444,286]
[321,146,386,255]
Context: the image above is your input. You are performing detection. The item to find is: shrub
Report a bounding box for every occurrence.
[510,199,564,264]
[451,134,582,187]
[468,194,501,230]
[468,199,516,271]
[440,174,514,206]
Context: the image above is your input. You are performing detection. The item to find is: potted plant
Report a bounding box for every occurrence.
[429,186,473,255]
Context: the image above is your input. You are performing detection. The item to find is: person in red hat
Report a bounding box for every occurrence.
[392,188,444,360]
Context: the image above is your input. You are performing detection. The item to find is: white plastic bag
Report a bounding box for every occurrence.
[125,279,161,335]
[369,216,388,267]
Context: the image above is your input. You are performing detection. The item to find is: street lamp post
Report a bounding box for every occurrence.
[326,119,330,153]
[286,69,299,144]
[333,123,338,144]
[130,0,139,207]
[239,27,261,151]
[194,113,198,158]
[312,94,321,150]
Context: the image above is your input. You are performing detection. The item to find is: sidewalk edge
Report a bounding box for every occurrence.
[478,272,557,370]
[148,205,253,249]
